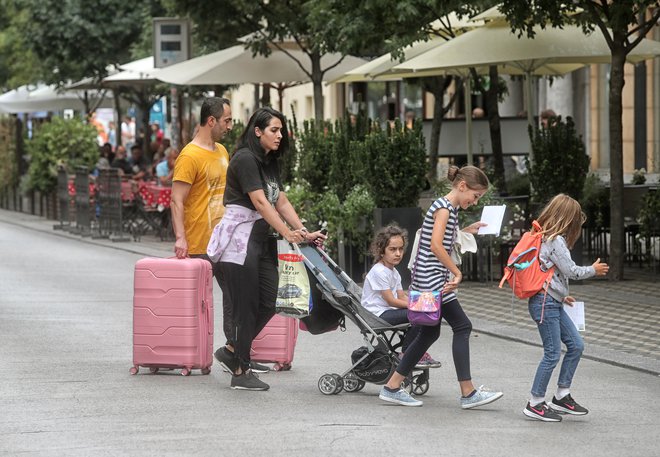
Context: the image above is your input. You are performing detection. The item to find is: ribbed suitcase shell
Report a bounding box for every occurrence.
[130,257,214,376]
[250,314,298,371]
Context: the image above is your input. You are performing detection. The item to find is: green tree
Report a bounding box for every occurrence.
[21,0,145,86]
[0,1,44,90]
[172,0,349,122]
[499,0,660,280]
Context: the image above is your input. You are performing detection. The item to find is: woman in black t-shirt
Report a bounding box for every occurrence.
[217,107,325,391]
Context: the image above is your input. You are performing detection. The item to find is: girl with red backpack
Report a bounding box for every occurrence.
[523,194,609,422]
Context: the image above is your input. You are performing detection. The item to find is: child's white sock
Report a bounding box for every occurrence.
[530,395,545,406]
[556,387,570,400]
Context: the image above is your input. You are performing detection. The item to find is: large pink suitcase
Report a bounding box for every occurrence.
[250,314,298,371]
[130,257,214,376]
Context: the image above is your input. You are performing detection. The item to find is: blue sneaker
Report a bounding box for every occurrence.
[379,387,423,407]
[460,385,503,409]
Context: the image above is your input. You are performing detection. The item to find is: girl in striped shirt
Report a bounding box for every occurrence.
[379,165,503,408]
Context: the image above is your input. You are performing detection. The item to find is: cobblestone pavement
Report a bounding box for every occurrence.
[458,272,660,366]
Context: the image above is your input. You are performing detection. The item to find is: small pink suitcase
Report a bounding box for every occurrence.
[130,257,214,376]
[250,314,298,371]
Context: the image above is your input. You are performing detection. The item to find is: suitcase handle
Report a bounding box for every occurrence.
[202,299,212,335]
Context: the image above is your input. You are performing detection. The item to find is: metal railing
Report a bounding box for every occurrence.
[95,169,130,242]
[53,167,71,231]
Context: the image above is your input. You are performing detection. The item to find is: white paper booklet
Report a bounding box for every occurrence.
[564,301,586,331]
[477,205,506,236]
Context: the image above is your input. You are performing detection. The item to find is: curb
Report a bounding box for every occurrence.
[471,317,660,376]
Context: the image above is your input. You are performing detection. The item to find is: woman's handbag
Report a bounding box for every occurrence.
[408,226,442,326]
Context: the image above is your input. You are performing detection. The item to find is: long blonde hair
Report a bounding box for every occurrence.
[537,194,586,248]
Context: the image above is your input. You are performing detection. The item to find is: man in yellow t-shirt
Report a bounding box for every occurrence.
[172,97,232,258]
[171,97,237,362]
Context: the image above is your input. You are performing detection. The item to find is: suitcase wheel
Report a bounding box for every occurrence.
[149,367,159,374]
[129,366,139,375]
[273,363,291,371]
[201,368,211,375]
[181,368,191,376]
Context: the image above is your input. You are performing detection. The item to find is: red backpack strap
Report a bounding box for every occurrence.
[531,220,543,233]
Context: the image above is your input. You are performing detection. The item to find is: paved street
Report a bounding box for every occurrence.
[1,209,660,456]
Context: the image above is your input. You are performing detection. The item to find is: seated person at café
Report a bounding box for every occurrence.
[155,146,179,186]
[129,145,149,181]
[110,145,133,176]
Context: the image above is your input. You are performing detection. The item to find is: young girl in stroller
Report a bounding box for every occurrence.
[361,225,441,369]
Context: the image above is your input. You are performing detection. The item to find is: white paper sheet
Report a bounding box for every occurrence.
[564,301,586,331]
[477,205,506,236]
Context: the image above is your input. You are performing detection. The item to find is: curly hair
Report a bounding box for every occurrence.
[370,225,408,264]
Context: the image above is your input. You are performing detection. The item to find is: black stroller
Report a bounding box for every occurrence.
[298,243,437,396]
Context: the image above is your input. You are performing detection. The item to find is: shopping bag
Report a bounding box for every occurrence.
[275,240,311,318]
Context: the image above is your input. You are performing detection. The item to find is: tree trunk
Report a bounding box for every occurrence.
[608,45,626,281]
[428,81,445,181]
[114,91,123,146]
[138,89,152,158]
[261,83,271,107]
[311,51,324,122]
[486,66,507,193]
[422,75,456,181]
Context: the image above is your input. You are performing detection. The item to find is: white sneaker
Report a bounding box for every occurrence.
[379,387,423,407]
[460,385,503,409]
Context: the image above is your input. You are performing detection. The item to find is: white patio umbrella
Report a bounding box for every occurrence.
[395,23,660,126]
[0,85,33,113]
[65,64,119,91]
[392,23,660,160]
[155,45,367,86]
[332,12,484,83]
[0,84,110,113]
[103,56,161,86]
[332,38,447,83]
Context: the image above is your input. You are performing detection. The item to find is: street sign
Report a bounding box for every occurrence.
[153,18,191,69]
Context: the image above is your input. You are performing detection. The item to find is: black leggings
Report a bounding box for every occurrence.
[395,298,473,381]
[219,220,278,371]
[189,253,233,346]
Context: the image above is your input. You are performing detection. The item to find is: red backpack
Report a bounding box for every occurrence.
[499,221,555,299]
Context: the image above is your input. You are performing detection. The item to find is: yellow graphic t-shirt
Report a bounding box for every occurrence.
[173,142,229,255]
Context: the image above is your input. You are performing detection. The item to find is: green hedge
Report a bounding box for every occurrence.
[286,113,428,255]
[25,117,98,194]
[527,116,590,204]
[0,118,18,190]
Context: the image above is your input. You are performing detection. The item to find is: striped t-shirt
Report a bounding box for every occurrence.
[411,197,458,302]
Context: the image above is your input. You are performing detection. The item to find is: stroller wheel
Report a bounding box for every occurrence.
[411,373,430,396]
[331,374,344,394]
[318,373,342,395]
[342,372,361,393]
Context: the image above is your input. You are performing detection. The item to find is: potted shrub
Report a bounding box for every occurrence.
[527,115,590,263]
[25,117,98,195]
